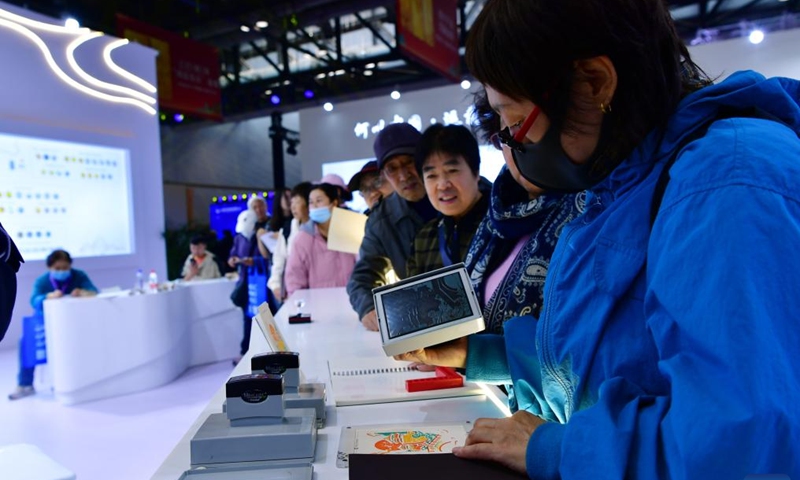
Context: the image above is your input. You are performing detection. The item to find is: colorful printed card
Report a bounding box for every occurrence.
[336,422,471,468]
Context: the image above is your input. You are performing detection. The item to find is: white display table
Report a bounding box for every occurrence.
[151,287,509,479]
[43,278,242,405]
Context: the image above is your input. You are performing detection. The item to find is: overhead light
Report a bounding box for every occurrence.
[304,89,315,99]
[460,79,471,90]
[64,17,79,29]
[174,113,184,123]
[316,49,328,57]
[327,71,335,77]
[390,90,401,100]
[323,102,333,112]
[315,73,326,79]
[264,89,272,95]
[335,69,345,75]
[256,20,269,29]
[430,118,437,124]
[363,70,373,76]
[240,25,250,33]
[749,29,764,44]
[270,94,281,105]
[365,63,376,69]
[283,79,291,85]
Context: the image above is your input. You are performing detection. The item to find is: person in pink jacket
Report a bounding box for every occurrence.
[284,183,357,296]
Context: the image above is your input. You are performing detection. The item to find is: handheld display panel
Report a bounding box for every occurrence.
[373,264,484,356]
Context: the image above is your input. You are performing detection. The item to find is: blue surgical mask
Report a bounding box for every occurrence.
[50,270,71,282]
[309,206,332,224]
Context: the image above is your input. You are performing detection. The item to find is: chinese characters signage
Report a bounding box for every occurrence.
[353,106,475,140]
[116,14,222,120]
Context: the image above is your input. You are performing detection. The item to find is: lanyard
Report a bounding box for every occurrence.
[437,220,458,268]
[49,276,71,294]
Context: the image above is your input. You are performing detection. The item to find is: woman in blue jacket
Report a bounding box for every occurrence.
[8,249,97,400]
[399,0,800,478]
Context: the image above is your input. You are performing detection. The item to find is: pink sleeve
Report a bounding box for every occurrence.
[284,231,311,297]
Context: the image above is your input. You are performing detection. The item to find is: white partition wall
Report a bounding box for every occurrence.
[0,1,166,349]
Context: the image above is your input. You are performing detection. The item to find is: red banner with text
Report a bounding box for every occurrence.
[396,0,460,81]
[116,14,222,120]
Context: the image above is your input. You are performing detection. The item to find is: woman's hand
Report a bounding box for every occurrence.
[393,336,469,368]
[452,411,546,475]
[46,291,63,300]
[228,256,240,268]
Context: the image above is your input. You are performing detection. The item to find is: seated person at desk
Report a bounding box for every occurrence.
[182,235,221,281]
[406,124,491,277]
[9,249,97,400]
[284,183,357,296]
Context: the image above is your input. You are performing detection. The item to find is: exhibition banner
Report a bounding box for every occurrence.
[396,0,460,81]
[116,14,222,120]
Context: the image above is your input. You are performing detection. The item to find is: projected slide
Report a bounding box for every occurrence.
[0,132,134,261]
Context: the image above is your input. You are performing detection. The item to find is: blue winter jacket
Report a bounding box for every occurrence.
[465,71,800,479]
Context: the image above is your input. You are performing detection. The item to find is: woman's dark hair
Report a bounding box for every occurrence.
[190,235,208,246]
[414,124,481,176]
[308,183,341,206]
[46,249,72,267]
[290,181,313,201]
[466,0,711,167]
[472,88,502,146]
[268,188,291,232]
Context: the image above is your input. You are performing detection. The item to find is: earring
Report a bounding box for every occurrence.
[600,102,612,114]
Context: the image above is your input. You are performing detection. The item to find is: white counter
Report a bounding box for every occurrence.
[150,287,509,479]
[43,278,242,405]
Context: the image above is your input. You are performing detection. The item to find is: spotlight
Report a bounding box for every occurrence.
[749,29,764,44]
[262,192,268,197]
[64,18,80,29]
[363,70,373,77]
[256,20,269,29]
[212,196,218,202]
[270,95,281,105]
[304,90,315,99]
[391,90,401,100]
[460,80,471,90]
[240,25,250,33]
[174,113,184,122]
[232,194,238,201]
[222,196,228,202]
[323,102,334,112]
[159,114,166,121]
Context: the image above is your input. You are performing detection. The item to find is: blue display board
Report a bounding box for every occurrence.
[209,192,275,239]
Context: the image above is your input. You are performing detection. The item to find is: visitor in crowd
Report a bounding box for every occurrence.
[347,123,438,331]
[347,160,394,213]
[181,235,221,281]
[406,124,491,277]
[399,0,800,478]
[284,183,356,296]
[228,209,259,359]
[269,182,314,301]
[9,249,97,400]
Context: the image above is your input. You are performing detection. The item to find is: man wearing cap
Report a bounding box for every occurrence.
[347,160,394,213]
[347,123,438,331]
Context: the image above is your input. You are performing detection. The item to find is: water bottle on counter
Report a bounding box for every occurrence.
[148,269,159,292]
[135,268,144,293]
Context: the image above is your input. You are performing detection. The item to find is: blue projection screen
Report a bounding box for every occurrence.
[0,132,134,261]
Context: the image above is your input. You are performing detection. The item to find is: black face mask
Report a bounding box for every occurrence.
[498,107,612,193]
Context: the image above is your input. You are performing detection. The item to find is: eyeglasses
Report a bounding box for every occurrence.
[382,156,416,180]
[359,175,384,194]
[494,106,542,152]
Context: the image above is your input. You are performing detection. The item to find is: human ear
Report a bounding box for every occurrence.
[573,56,618,109]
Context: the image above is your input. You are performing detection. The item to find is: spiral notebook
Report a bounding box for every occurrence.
[327,356,485,406]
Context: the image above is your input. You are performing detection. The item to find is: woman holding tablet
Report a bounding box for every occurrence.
[399,0,800,478]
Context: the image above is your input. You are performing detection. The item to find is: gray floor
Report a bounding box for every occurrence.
[0,347,234,480]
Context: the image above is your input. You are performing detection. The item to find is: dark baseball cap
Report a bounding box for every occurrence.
[347,160,379,192]
[373,123,421,169]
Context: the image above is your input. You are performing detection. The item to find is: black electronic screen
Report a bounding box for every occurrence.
[380,272,473,339]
